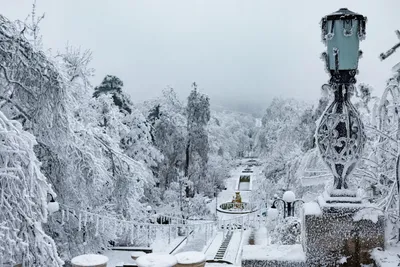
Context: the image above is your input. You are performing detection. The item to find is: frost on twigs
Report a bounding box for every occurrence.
[270,217,301,245]
[0,111,63,266]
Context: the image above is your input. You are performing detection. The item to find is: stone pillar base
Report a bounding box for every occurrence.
[302,194,385,266]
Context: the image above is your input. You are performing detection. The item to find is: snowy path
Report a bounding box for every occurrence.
[208,159,263,222]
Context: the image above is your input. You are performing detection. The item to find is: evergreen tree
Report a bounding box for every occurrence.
[93,75,132,114]
[185,82,211,195]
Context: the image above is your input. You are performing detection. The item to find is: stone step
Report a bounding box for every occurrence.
[213,232,233,261]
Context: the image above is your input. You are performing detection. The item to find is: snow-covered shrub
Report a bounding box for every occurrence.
[187,194,212,219]
[270,217,301,245]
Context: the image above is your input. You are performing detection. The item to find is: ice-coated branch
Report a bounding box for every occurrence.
[380,30,400,61]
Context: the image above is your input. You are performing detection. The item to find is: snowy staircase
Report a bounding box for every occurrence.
[214,231,233,260]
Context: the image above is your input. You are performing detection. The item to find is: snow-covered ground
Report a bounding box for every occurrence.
[242,244,306,263]
[371,246,400,267]
[238,182,250,191]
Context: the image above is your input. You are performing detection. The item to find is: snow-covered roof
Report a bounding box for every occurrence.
[325,8,365,21]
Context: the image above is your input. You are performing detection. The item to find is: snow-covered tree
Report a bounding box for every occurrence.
[0,14,154,258]
[185,83,211,196]
[93,75,133,114]
[0,111,63,267]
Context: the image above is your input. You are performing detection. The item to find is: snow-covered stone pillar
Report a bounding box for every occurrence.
[303,9,384,266]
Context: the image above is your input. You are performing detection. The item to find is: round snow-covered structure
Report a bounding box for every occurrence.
[217,202,258,214]
[283,191,296,203]
[71,254,108,267]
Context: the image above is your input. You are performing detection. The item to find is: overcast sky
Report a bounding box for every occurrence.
[2,1,400,113]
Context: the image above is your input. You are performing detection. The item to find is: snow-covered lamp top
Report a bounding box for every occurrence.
[321,8,367,72]
[282,191,295,203]
[47,201,59,214]
[146,205,152,212]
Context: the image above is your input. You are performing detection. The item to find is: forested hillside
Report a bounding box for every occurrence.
[0,14,257,263]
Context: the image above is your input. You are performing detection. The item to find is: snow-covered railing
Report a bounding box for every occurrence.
[59,204,191,226]
[218,211,265,236]
[52,204,217,248]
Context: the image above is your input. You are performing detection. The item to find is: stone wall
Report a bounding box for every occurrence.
[303,202,384,266]
[242,259,306,267]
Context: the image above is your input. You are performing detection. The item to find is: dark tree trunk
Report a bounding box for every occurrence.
[184,141,190,178]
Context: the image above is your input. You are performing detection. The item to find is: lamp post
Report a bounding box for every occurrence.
[268,191,304,218]
[215,185,218,220]
[317,8,367,198]
[146,205,152,247]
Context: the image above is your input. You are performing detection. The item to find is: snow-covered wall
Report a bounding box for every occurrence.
[302,202,384,266]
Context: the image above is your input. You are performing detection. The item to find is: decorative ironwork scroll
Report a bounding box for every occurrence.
[316,84,366,190]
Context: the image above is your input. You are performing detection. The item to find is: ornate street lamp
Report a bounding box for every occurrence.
[317,8,367,198]
[268,191,304,218]
[47,194,60,215]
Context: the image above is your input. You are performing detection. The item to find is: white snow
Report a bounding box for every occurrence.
[353,208,383,223]
[242,244,306,262]
[330,189,357,197]
[204,231,224,260]
[371,246,400,267]
[283,191,296,203]
[102,250,136,267]
[239,182,250,191]
[254,227,269,246]
[131,251,146,259]
[71,254,108,266]
[318,193,364,208]
[338,256,348,264]
[303,202,322,215]
[224,231,245,263]
[267,207,279,219]
[175,251,206,264]
[136,253,177,267]
[47,202,60,214]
